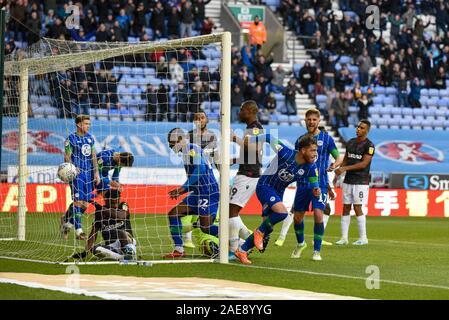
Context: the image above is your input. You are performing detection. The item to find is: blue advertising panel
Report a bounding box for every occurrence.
[339,128,449,174]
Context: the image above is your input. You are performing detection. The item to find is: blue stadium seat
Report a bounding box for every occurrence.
[339,56,352,65]
[439,89,449,97]
[399,118,411,129]
[372,96,383,105]
[420,88,429,96]
[435,108,448,118]
[420,96,429,106]
[315,94,327,103]
[412,108,424,117]
[433,119,445,130]
[385,87,397,95]
[402,108,413,116]
[425,106,437,117]
[390,107,401,116]
[209,112,219,121]
[348,65,359,74]
[410,118,422,129]
[377,118,388,129]
[387,118,400,129]
[383,96,395,105]
[277,114,290,124]
[289,115,301,125]
[269,114,278,123]
[373,86,386,95]
[428,88,440,97]
[211,101,221,111]
[427,97,439,107]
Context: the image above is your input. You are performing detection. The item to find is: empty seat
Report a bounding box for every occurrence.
[427,97,439,107]
[372,96,383,105]
[373,86,386,95]
[428,88,440,97]
[385,87,397,95]
[383,96,394,105]
[390,107,402,116]
[412,108,424,117]
[402,108,413,116]
[420,88,429,96]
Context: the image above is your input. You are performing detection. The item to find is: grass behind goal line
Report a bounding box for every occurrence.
[1,215,449,299]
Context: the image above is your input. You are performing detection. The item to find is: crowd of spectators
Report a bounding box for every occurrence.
[278,0,449,129]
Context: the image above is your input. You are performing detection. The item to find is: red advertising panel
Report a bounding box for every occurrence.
[0,183,448,217]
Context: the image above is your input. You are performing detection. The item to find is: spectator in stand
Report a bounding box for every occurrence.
[271,65,289,93]
[169,57,185,83]
[180,1,194,38]
[193,0,211,30]
[248,15,267,51]
[157,83,170,121]
[298,61,315,94]
[283,78,301,116]
[231,85,244,122]
[167,7,180,38]
[264,92,277,116]
[408,78,422,108]
[436,2,449,36]
[150,2,165,39]
[25,11,41,45]
[335,64,353,93]
[332,92,349,129]
[249,84,265,109]
[96,23,110,42]
[432,66,447,89]
[357,94,372,121]
[174,82,189,122]
[357,49,373,87]
[156,56,169,79]
[142,84,158,121]
[389,14,402,42]
[188,81,204,119]
[133,2,147,36]
[397,71,409,108]
[252,53,274,81]
[321,53,340,90]
[201,17,215,35]
[351,33,365,59]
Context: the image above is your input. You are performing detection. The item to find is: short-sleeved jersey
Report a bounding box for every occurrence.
[237,121,264,178]
[296,131,338,188]
[182,143,219,195]
[343,137,375,185]
[65,132,95,171]
[97,149,120,181]
[188,129,218,166]
[94,202,133,245]
[257,138,319,198]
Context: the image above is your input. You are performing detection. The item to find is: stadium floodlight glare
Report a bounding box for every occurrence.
[0,32,231,265]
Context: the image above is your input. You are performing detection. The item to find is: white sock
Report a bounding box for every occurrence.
[236,216,251,237]
[95,246,123,261]
[278,213,293,240]
[184,231,192,242]
[341,215,351,240]
[175,246,184,253]
[323,214,330,230]
[356,215,367,240]
[229,217,241,252]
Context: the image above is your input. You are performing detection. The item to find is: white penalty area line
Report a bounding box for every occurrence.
[0,278,145,300]
[229,264,449,292]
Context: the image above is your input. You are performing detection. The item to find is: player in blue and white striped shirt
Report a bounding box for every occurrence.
[277,108,343,260]
[163,128,220,259]
[61,115,100,241]
[234,134,320,265]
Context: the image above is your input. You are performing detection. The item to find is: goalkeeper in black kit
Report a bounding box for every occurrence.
[71,189,137,261]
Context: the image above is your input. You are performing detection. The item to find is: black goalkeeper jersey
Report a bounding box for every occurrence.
[343,137,375,185]
[94,202,133,245]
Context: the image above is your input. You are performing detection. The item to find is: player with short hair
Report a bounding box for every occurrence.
[229,100,264,259]
[234,134,320,265]
[335,120,375,246]
[183,110,220,249]
[95,149,134,194]
[275,108,343,257]
[164,127,220,258]
[61,115,100,240]
[71,189,136,261]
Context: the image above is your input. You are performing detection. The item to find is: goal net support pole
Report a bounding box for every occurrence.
[18,65,28,241]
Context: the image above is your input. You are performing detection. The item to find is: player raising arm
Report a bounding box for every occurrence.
[61,115,100,240]
[164,128,220,258]
[234,134,320,265]
[335,120,375,246]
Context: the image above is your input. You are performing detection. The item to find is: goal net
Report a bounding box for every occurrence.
[0,33,231,264]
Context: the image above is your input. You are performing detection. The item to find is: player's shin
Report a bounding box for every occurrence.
[294,220,305,244]
[168,216,184,252]
[313,222,324,252]
[259,212,288,234]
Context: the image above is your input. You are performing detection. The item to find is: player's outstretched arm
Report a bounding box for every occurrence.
[91,147,101,186]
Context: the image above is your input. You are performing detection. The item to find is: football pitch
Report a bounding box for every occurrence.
[1,214,449,300]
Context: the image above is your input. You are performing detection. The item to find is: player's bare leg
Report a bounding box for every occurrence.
[164,203,191,258]
[352,205,368,245]
[336,204,352,245]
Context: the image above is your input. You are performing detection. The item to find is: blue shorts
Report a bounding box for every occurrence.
[256,185,283,217]
[183,192,219,217]
[70,170,95,202]
[293,186,328,212]
[96,176,111,193]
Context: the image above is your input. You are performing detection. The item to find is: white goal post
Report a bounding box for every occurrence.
[0,32,231,265]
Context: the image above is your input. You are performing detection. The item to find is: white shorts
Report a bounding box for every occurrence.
[342,183,369,205]
[230,175,258,208]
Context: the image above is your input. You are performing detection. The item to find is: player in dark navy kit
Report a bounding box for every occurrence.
[61,115,100,241]
[229,100,264,259]
[96,149,134,194]
[335,120,375,246]
[234,135,320,265]
[164,128,220,258]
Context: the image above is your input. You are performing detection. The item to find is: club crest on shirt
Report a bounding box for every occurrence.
[189,149,196,157]
[369,147,374,155]
[81,144,91,156]
[253,128,260,135]
[317,140,323,146]
[98,159,103,165]
[298,169,305,175]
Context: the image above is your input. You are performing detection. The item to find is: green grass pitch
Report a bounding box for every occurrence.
[1,213,449,300]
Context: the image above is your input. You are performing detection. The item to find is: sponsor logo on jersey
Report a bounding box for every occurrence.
[377,141,444,164]
[189,149,196,157]
[81,144,92,156]
[102,221,125,232]
[2,130,64,154]
[278,168,295,182]
[348,153,363,160]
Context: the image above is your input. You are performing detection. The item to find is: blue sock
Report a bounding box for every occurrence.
[69,205,83,230]
[241,234,255,252]
[208,224,218,237]
[294,220,305,244]
[314,222,324,252]
[258,212,288,234]
[168,216,183,247]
